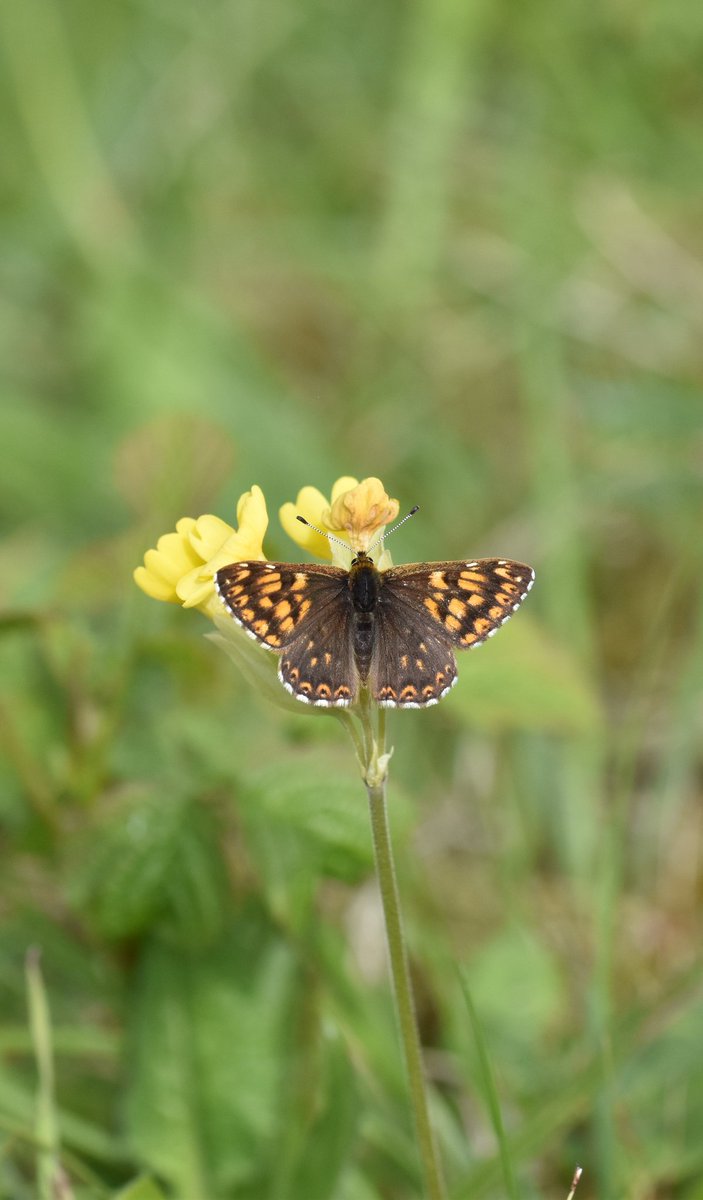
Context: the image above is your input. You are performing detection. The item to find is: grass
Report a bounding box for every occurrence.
[1,0,703,1196]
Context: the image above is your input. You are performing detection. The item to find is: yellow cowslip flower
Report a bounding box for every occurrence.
[280,476,399,566]
[133,485,268,620]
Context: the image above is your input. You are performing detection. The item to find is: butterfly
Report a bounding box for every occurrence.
[215,539,534,709]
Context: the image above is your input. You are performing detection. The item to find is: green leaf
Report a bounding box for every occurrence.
[285,1032,361,1200]
[113,1178,168,1200]
[450,616,601,734]
[458,972,519,1200]
[124,910,296,1199]
[69,790,226,944]
[244,762,375,883]
[464,926,564,1049]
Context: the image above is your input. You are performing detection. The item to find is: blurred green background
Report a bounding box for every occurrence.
[1,0,703,1197]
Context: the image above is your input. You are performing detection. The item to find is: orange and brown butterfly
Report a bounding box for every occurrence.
[215,509,534,709]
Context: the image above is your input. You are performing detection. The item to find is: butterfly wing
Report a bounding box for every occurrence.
[215,561,348,649]
[370,602,458,707]
[370,558,535,707]
[279,602,359,706]
[215,561,359,706]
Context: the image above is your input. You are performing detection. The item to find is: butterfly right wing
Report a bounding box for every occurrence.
[369,557,534,707]
[369,590,458,707]
[215,560,359,706]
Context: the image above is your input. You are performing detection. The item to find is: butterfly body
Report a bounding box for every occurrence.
[348,553,382,679]
[216,552,534,709]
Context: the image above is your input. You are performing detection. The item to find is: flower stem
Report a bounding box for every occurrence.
[366,776,446,1200]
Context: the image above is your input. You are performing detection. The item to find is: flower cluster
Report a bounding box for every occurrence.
[134,476,399,618]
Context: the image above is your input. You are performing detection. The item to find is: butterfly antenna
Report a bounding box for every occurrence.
[296,515,352,553]
[367,505,419,554]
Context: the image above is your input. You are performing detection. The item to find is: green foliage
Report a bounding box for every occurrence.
[113,1181,168,1200]
[71,789,228,944]
[1,0,703,1195]
[124,915,296,1199]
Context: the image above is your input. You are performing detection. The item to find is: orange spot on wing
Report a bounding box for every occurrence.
[448,597,467,618]
[424,597,441,619]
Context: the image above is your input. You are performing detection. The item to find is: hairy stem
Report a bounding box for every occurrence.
[367,777,446,1200]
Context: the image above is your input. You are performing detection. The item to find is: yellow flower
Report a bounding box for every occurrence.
[133,486,268,619]
[280,476,399,565]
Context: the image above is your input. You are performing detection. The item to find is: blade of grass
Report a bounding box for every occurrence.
[457,970,519,1200]
[374,0,488,309]
[25,947,70,1200]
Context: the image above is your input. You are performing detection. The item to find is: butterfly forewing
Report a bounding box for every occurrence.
[215,561,348,650]
[382,559,535,650]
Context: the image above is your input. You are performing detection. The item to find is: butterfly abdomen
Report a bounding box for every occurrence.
[349,557,381,681]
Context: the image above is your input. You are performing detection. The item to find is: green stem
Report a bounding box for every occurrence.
[25,948,61,1200]
[367,777,446,1200]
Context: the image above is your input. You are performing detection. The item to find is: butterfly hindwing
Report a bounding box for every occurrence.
[279,605,359,706]
[370,607,457,707]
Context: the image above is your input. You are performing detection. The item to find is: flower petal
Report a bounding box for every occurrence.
[133,565,180,602]
[134,486,269,614]
[328,477,399,552]
[280,485,335,559]
[330,476,359,504]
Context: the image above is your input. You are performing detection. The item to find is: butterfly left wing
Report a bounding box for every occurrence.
[215,560,348,650]
[279,602,359,706]
[369,558,535,707]
[215,560,359,706]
